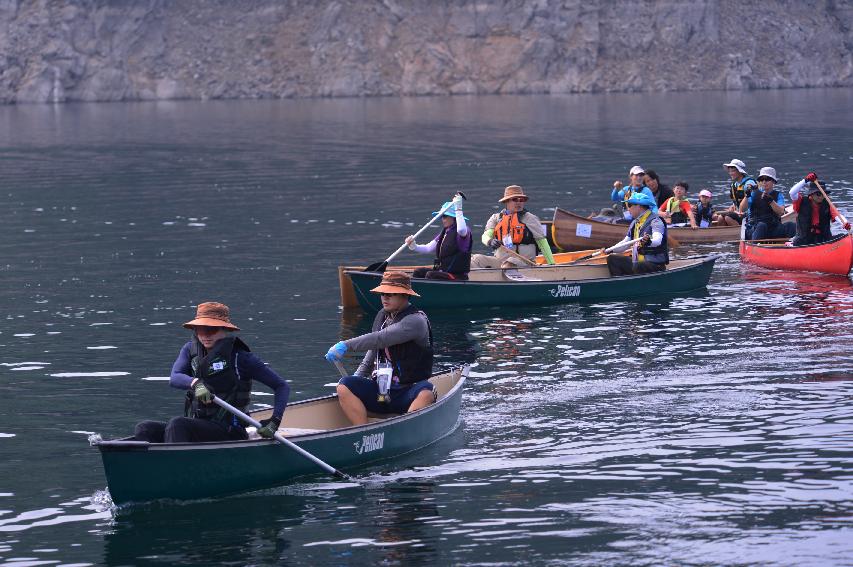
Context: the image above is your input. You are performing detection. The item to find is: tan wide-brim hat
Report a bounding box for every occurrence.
[499,185,529,203]
[370,271,420,297]
[183,302,240,330]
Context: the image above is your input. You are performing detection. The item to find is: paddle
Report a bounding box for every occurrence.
[366,191,467,272]
[211,396,354,482]
[498,245,538,267]
[566,237,643,265]
[814,180,851,233]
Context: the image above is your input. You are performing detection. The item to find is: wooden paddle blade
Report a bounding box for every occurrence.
[365,261,388,273]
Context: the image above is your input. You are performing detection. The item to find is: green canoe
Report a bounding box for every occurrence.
[94,367,467,505]
[345,255,718,311]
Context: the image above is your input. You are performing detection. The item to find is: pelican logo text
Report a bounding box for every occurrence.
[549,284,581,298]
[354,432,384,455]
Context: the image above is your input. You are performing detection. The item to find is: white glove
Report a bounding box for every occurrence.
[502,234,514,248]
[452,195,464,211]
[405,235,417,250]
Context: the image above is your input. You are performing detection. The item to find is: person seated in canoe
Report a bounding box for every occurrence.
[719,158,756,226]
[790,172,850,246]
[133,302,290,443]
[658,181,698,229]
[643,169,674,208]
[604,193,669,276]
[470,185,556,269]
[693,189,721,227]
[611,165,655,223]
[326,271,435,426]
[405,195,472,280]
[739,166,795,241]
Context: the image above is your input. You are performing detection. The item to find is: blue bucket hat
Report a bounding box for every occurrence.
[432,201,469,220]
[625,193,657,208]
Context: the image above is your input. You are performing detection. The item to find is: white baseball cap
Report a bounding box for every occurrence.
[722,159,747,174]
[757,167,778,182]
[629,165,645,176]
[699,189,713,198]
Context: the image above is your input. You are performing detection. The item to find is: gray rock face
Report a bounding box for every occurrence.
[1,0,851,104]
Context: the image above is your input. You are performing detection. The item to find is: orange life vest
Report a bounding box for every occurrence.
[494,212,534,246]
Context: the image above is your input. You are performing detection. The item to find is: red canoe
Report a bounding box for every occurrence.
[739,233,853,275]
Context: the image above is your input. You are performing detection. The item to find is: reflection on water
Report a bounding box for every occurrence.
[0,90,852,565]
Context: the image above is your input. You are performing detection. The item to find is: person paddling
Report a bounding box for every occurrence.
[605,193,669,276]
[405,194,472,280]
[790,172,850,246]
[326,272,436,426]
[470,185,556,269]
[720,158,756,226]
[133,302,290,443]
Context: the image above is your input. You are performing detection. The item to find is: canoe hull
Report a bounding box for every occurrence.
[346,256,718,311]
[96,368,467,505]
[739,234,853,275]
[551,208,741,250]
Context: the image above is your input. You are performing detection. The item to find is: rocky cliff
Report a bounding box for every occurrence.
[1,0,851,104]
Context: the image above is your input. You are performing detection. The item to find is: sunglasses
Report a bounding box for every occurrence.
[508,197,527,203]
[380,293,403,298]
[757,177,775,182]
[195,326,223,335]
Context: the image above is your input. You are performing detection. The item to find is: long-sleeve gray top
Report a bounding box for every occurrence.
[344,306,431,377]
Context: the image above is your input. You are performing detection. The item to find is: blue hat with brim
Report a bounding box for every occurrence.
[432,201,469,221]
[625,193,657,208]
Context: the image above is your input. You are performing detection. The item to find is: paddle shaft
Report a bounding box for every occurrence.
[498,245,537,266]
[333,361,348,378]
[211,397,353,481]
[814,180,850,229]
[567,237,643,265]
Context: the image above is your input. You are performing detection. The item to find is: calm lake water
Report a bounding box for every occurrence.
[1,89,852,566]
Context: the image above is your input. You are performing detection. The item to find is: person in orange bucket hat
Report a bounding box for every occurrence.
[133,302,290,443]
[325,272,436,425]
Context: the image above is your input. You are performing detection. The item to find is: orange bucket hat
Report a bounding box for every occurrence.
[182,302,241,330]
[369,271,420,297]
[499,185,529,203]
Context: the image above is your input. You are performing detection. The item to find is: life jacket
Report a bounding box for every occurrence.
[494,210,535,248]
[185,336,252,425]
[695,201,714,227]
[748,190,782,227]
[434,223,471,275]
[796,196,832,241]
[730,175,756,206]
[629,210,669,264]
[375,305,434,385]
[664,197,690,224]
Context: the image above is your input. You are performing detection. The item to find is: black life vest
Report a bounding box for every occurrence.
[434,223,471,275]
[374,305,434,385]
[494,210,536,248]
[748,190,782,227]
[695,202,714,226]
[796,197,832,241]
[185,336,252,424]
[730,176,756,206]
[628,211,669,264]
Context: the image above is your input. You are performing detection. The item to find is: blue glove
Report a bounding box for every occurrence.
[325,341,347,362]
